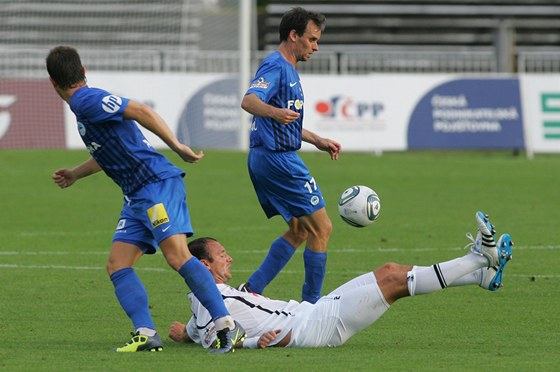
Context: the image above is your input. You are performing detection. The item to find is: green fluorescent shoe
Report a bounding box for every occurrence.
[210,321,246,354]
[114,332,163,352]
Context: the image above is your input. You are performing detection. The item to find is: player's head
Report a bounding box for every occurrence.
[188,237,219,261]
[189,237,233,283]
[279,7,325,42]
[46,45,86,89]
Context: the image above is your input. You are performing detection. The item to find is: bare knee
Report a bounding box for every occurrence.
[374,262,400,280]
[164,254,189,271]
[106,258,129,276]
[284,227,308,247]
[107,241,144,276]
[284,218,309,247]
[317,217,333,239]
[375,263,411,304]
[302,213,333,247]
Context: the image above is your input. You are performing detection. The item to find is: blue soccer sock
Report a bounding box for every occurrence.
[247,237,296,294]
[302,248,327,304]
[110,267,155,331]
[178,257,230,321]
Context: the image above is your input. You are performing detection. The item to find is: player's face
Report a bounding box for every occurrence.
[295,21,321,62]
[206,241,233,284]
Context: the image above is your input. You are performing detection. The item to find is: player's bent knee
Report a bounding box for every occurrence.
[106,261,130,276]
[382,262,400,272]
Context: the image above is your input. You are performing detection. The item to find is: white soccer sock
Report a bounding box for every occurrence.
[447,270,481,287]
[411,265,481,287]
[407,253,487,296]
[214,315,235,331]
[136,327,156,336]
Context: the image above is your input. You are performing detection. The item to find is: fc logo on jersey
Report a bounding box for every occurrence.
[147,203,170,228]
[102,95,122,113]
[287,99,304,110]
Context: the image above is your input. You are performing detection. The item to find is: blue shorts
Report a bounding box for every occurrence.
[248,147,325,221]
[112,176,193,254]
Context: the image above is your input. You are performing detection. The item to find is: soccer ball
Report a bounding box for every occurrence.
[338,185,381,227]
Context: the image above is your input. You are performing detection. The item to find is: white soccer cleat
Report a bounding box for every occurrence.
[473,211,498,267]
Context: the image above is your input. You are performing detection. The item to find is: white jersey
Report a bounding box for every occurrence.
[186,273,391,349]
[186,283,314,348]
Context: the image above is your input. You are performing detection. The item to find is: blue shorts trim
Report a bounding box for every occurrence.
[112,176,193,254]
[248,148,325,221]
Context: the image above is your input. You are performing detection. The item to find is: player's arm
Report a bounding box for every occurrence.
[52,157,102,189]
[241,93,300,125]
[123,100,204,163]
[302,128,341,160]
[168,321,194,344]
[238,330,290,349]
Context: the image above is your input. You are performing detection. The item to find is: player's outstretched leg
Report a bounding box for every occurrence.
[114,332,163,352]
[210,321,246,354]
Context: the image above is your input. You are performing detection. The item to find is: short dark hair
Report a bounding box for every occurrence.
[279,7,326,42]
[188,237,219,262]
[46,46,86,89]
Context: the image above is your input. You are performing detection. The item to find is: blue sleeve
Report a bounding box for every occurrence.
[245,61,280,104]
[79,89,130,125]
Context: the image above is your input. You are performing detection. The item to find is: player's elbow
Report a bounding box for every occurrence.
[241,93,261,114]
[240,95,251,111]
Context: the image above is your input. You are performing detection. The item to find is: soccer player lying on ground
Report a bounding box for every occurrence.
[169,212,513,349]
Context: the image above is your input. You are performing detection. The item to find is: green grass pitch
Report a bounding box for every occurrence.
[1,149,558,371]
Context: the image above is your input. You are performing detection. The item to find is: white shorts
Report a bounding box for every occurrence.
[288,272,391,347]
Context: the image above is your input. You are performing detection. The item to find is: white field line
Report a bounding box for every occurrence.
[0,264,556,279]
[0,244,559,278]
[1,244,559,256]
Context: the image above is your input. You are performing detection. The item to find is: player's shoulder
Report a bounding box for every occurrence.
[218,283,236,294]
[71,86,127,116]
[259,51,287,70]
[73,85,109,100]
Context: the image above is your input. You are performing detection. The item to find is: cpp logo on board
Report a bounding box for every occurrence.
[315,95,384,121]
[407,78,525,149]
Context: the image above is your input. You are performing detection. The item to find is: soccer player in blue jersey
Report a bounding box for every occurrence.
[240,7,341,304]
[46,46,245,353]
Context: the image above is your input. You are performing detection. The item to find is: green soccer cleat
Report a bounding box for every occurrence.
[209,321,246,354]
[114,332,163,352]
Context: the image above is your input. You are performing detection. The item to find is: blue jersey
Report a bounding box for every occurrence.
[246,51,304,152]
[70,86,184,195]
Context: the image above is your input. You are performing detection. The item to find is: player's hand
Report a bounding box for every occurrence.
[273,108,300,125]
[175,144,204,163]
[52,168,77,188]
[316,138,342,160]
[169,321,188,343]
[257,329,281,349]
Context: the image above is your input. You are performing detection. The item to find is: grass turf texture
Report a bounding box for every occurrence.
[1,149,558,371]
